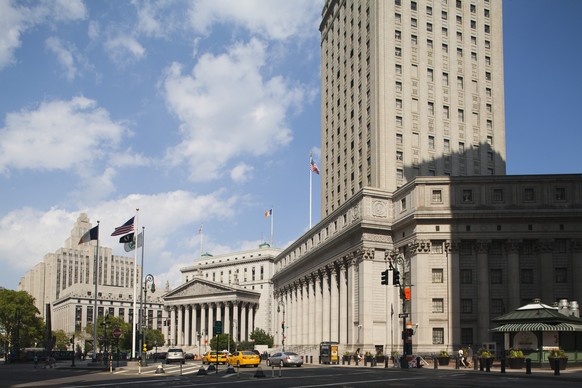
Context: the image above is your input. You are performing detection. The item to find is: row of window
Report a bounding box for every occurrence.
[457,186,568,204]
[431,267,569,286]
[396,0,490,18]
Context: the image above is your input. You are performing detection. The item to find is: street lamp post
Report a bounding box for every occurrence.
[141,274,155,365]
[389,253,408,368]
[277,299,286,351]
[102,315,110,364]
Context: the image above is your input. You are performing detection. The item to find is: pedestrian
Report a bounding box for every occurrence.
[33,353,38,369]
[458,348,467,367]
[466,345,473,368]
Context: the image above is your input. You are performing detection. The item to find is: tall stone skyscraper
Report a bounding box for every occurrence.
[319,0,505,216]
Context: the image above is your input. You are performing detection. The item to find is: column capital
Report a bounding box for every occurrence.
[444,240,460,253]
[505,239,521,254]
[475,240,490,254]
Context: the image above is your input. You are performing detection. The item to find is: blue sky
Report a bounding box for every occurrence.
[0,0,580,291]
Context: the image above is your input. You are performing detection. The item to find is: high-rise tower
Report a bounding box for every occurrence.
[319,0,506,216]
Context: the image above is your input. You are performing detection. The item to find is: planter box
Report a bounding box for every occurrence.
[508,358,525,369]
[549,357,568,371]
[437,356,450,366]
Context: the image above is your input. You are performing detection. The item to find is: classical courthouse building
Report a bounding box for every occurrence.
[162,244,281,352]
[19,214,164,338]
[269,0,582,357]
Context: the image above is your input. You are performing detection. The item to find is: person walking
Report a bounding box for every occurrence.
[33,353,38,369]
[466,346,474,368]
[458,348,467,367]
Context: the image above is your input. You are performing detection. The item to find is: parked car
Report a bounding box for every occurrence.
[152,351,167,360]
[202,350,227,365]
[266,351,303,367]
[184,352,194,360]
[227,350,260,367]
[166,348,185,364]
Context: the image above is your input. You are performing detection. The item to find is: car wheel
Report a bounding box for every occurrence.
[296,364,302,367]
[254,364,258,368]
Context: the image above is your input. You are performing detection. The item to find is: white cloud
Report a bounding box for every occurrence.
[0,96,128,173]
[188,0,322,40]
[230,163,254,183]
[45,37,77,80]
[162,38,303,182]
[0,0,86,71]
[104,35,146,65]
[0,189,241,281]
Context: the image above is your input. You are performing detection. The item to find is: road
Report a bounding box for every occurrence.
[1,359,581,388]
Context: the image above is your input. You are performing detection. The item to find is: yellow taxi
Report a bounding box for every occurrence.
[227,350,260,367]
[202,350,227,365]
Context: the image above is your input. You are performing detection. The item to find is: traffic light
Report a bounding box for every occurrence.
[143,344,147,352]
[392,269,400,286]
[381,269,389,285]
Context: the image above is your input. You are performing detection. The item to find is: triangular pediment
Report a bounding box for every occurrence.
[163,277,259,301]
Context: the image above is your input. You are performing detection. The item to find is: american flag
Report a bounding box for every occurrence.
[310,159,320,174]
[111,217,135,236]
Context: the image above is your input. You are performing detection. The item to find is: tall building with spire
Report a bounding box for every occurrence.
[320,0,505,216]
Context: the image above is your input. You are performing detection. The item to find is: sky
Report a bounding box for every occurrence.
[0,0,581,291]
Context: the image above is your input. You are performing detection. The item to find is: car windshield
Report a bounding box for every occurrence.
[285,352,298,356]
[168,348,182,352]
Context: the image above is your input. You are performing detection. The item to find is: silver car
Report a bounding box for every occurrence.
[266,351,303,367]
[166,348,185,364]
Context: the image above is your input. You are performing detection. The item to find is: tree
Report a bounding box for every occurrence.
[144,329,164,351]
[209,333,235,352]
[53,329,70,351]
[0,289,44,354]
[250,328,274,348]
[85,315,130,353]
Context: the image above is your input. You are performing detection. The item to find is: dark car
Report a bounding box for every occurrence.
[184,352,194,360]
[266,351,303,367]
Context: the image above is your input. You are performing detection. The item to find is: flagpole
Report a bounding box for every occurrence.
[92,221,100,362]
[270,208,274,246]
[309,153,313,229]
[132,209,139,360]
[138,226,145,360]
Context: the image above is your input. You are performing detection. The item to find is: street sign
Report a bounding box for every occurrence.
[112,327,122,338]
[398,313,409,318]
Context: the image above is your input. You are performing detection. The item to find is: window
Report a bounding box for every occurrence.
[427,39,433,49]
[396,99,402,109]
[457,76,464,90]
[486,87,492,97]
[459,142,465,153]
[396,64,402,74]
[396,133,403,144]
[485,56,491,65]
[442,43,448,53]
[432,268,443,283]
[427,6,432,15]
[493,188,503,202]
[555,187,566,201]
[461,299,472,313]
[432,298,444,313]
[427,68,434,82]
[491,299,505,315]
[524,188,535,201]
[427,23,433,32]
[461,328,473,345]
[432,189,443,203]
[401,197,407,210]
[397,168,404,180]
[395,47,402,56]
[484,9,490,18]
[458,109,465,122]
[457,48,463,58]
[486,103,492,113]
[396,151,403,160]
[442,27,448,37]
[460,269,472,284]
[462,189,472,202]
[411,35,417,45]
[520,269,533,284]
[396,116,403,126]
[442,11,447,20]
[395,0,401,5]
[431,240,444,253]
[470,4,476,13]
[428,102,435,115]
[555,268,567,283]
[471,20,476,29]
[428,135,435,150]
[485,40,491,49]
[457,31,462,41]
[395,13,401,23]
[443,105,450,119]
[484,24,490,33]
[456,0,462,8]
[396,81,402,92]
[432,328,444,344]
[456,15,462,25]
[411,18,417,27]
[442,72,449,86]
[395,30,402,40]
[444,139,450,153]
[486,71,492,81]
[490,269,503,284]
[411,1,417,10]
